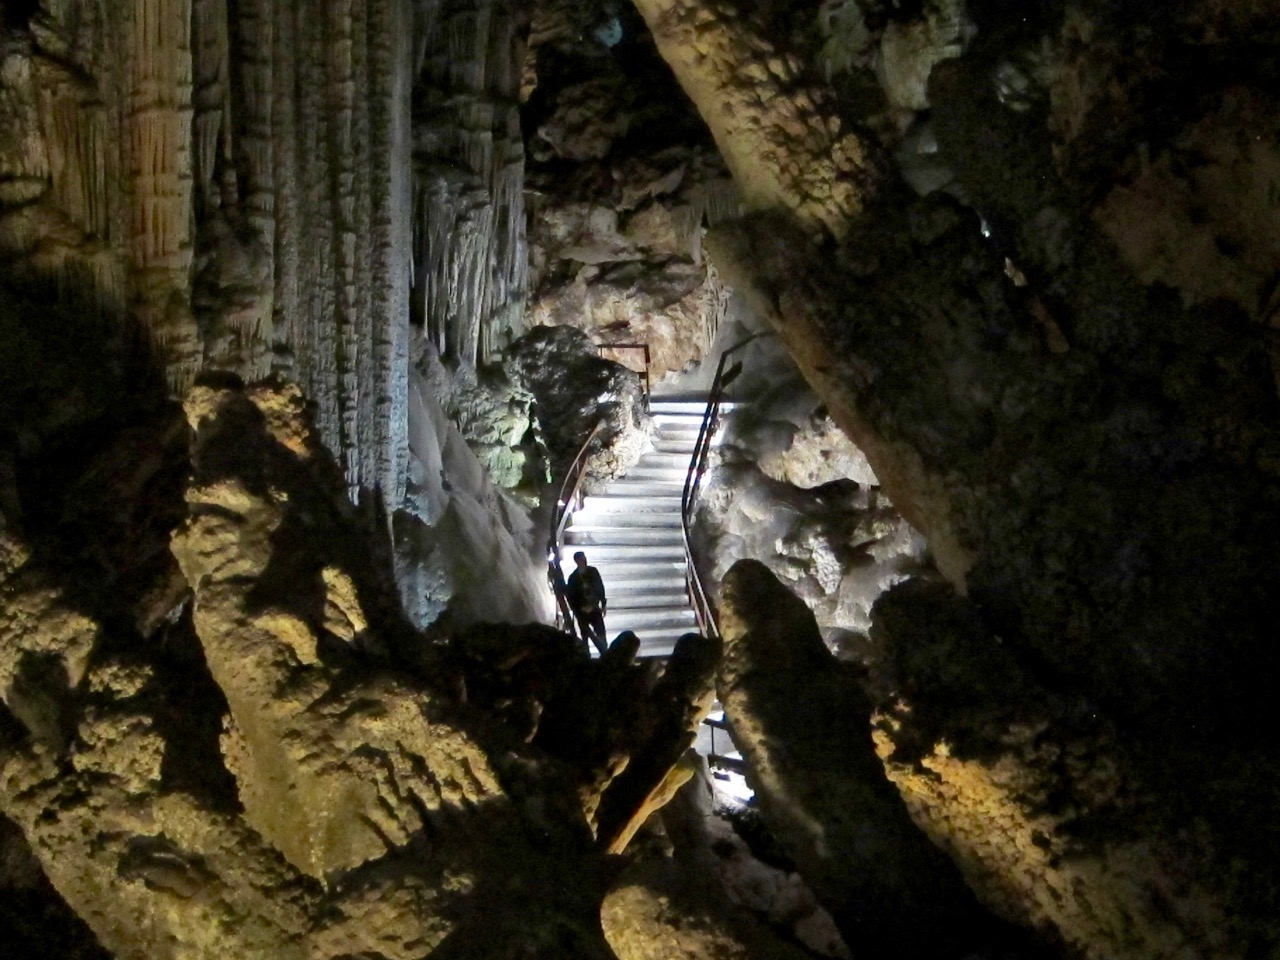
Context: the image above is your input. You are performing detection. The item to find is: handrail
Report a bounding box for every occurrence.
[547,421,605,636]
[680,332,772,639]
[597,342,652,412]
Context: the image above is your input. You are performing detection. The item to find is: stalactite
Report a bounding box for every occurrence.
[268,0,299,377]
[411,0,527,368]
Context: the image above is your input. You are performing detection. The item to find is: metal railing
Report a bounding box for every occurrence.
[597,342,652,412]
[547,422,604,637]
[679,332,771,640]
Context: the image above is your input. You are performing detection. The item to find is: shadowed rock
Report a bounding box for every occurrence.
[717,558,1034,959]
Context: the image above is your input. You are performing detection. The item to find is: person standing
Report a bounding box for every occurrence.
[566,551,608,654]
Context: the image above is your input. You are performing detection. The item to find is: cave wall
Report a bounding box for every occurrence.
[632,0,1280,955]
[411,0,528,366]
[1,0,540,513]
[0,0,414,507]
[7,0,1280,958]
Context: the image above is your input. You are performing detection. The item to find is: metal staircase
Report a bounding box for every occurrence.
[560,398,727,658]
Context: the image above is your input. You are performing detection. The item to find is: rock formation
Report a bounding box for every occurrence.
[5,0,1280,957]
[0,377,726,959]
[506,323,652,486]
[636,1,1280,956]
[522,2,736,379]
[717,559,1032,959]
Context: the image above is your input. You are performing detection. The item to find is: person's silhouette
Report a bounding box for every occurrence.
[565,551,608,654]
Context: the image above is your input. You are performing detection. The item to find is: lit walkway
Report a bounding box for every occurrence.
[560,398,725,658]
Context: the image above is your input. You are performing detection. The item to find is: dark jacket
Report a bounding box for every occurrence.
[566,565,606,612]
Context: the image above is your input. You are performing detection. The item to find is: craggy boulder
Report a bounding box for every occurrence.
[871,578,1255,960]
[717,558,1030,958]
[171,381,503,878]
[602,858,812,960]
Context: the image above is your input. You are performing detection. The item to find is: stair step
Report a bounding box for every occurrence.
[597,479,685,496]
[598,478,686,490]
[618,465,688,481]
[637,452,692,469]
[612,606,698,625]
[565,526,681,546]
[554,396,726,665]
[650,400,712,414]
[572,509,680,528]
[653,425,703,439]
[650,399,736,416]
[652,409,707,421]
[559,544,684,562]
[609,591,690,609]
[579,494,684,512]
[591,571,688,590]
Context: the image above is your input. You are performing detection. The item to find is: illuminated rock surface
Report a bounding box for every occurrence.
[4,0,1280,957]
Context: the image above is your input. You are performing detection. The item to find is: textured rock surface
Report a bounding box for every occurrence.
[593,632,719,853]
[450,622,722,853]
[0,815,110,960]
[393,338,551,630]
[523,5,735,378]
[601,858,813,960]
[412,0,529,365]
[0,0,412,509]
[717,559,1020,958]
[871,578,1250,959]
[693,355,927,650]
[506,324,652,487]
[698,461,925,652]
[6,1,1280,957]
[171,381,504,877]
[647,4,1280,951]
[0,379,626,959]
[658,768,851,959]
[631,0,881,238]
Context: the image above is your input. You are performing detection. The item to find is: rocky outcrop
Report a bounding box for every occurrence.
[593,631,719,853]
[658,773,851,959]
[506,324,651,487]
[694,359,926,653]
[601,858,813,960]
[717,559,1024,958]
[449,623,721,853]
[871,578,1253,960]
[642,3,1280,951]
[171,381,505,877]
[393,339,551,631]
[0,816,109,960]
[630,0,881,238]
[699,459,925,657]
[0,379,629,958]
[522,4,736,378]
